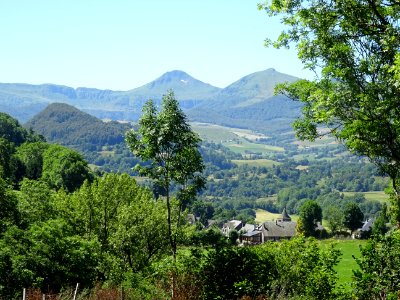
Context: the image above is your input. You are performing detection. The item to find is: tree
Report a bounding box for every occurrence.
[41,144,92,192]
[15,142,48,180]
[111,188,169,274]
[0,113,26,146]
[297,200,322,237]
[0,219,99,297]
[343,202,364,234]
[324,205,344,235]
[353,231,400,299]
[260,0,400,224]
[17,179,54,226]
[0,138,17,182]
[126,90,205,296]
[372,203,389,237]
[0,178,20,235]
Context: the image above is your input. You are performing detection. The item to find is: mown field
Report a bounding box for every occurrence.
[320,239,367,290]
[191,122,285,155]
[232,159,280,168]
[342,191,389,203]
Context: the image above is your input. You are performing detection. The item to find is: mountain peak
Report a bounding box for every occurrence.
[133,70,221,99]
[153,70,195,85]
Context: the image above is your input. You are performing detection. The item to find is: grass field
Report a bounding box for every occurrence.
[191,122,239,142]
[255,209,282,223]
[191,122,285,155]
[225,140,285,154]
[232,159,280,168]
[321,239,367,290]
[255,208,299,223]
[255,209,363,291]
[342,191,389,203]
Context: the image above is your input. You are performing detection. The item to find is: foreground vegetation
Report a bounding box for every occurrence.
[0,105,399,299]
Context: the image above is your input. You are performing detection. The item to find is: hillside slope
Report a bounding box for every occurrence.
[25,103,131,150]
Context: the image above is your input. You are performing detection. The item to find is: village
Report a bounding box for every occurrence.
[188,208,376,245]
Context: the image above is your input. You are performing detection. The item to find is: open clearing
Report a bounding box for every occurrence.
[191,122,284,154]
[255,209,299,223]
[232,159,280,168]
[226,140,284,154]
[342,191,389,203]
[320,239,366,290]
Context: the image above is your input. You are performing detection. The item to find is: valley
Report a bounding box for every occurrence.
[0,68,392,299]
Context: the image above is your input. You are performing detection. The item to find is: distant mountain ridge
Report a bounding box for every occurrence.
[0,68,302,134]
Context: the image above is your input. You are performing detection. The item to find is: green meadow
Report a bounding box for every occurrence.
[191,122,285,155]
[321,239,366,290]
[342,191,389,203]
[232,159,280,168]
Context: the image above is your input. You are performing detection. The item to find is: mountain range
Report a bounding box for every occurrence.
[0,68,302,134]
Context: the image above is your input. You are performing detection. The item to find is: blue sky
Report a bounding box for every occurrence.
[0,0,313,90]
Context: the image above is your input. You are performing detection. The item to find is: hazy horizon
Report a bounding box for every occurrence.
[0,1,314,90]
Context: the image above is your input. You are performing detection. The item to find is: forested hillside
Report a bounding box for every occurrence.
[25,103,131,149]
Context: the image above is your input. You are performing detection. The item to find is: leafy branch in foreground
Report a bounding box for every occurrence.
[260,0,400,224]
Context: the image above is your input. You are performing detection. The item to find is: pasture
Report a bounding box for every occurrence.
[321,239,366,290]
[342,191,389,203]
[191,122,285,155]
[232,159,280,168]
[255,208,299,223]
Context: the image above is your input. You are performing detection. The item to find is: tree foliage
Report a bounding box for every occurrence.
[353,231,400,299]
[41,144,92,192]
[260,0,400,221]
[297,200,322,237]
[0,112,43,147]
[15,142,49,180]
[343,202,364,234]
[126,90,205,260]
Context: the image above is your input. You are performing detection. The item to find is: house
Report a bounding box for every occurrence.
[354,219,374,239]
[240,208,297,244]
[222,220,243,236]
[260,219,297,242]
[241,229,263,244]
[241,223,256,233]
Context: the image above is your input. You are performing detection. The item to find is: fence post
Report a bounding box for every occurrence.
[22,288,26,300]
[42,294,45,300]
[73,283,79,300]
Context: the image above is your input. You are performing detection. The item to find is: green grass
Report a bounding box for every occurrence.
[255,208,299,223]
[255,209,282,223]
[191,122,285,154]
[342,191,389,203]
[256,196,278,203]
[225,140,284,154]
[255,210,363,291]
[98,150,114,156]
[191,122,239,142]
[321,239,367,290]
[232,159,280,168]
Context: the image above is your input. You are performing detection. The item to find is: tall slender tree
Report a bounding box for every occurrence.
[125,90,205,262]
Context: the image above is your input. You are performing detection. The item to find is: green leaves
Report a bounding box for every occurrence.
[41,144,92,192]
[343,202,364,234]
[353,231,400,299]
[298,200,323,237]
[262,0,400,204]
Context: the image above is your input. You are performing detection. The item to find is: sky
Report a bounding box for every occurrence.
[0,0,314,91]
